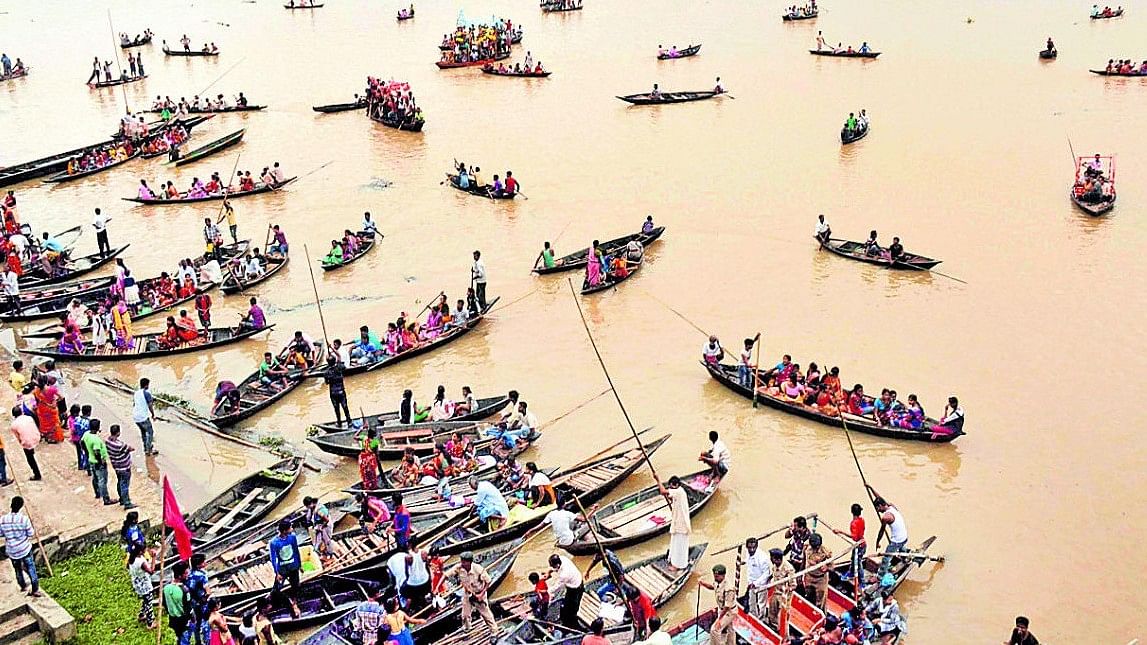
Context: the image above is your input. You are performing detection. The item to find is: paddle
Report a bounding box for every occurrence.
[892,260,967,284]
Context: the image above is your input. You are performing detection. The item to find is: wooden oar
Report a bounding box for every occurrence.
[869,550,945,563]
[566,425,655,470]
[710,514,816,556]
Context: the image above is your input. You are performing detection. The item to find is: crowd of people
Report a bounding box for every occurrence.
[322,228,371,267]
[85,54,145,84]
[842,109,870,135]
[1102,58,1147,75]
[1073,153,1115,205]
[119,29,153,46]
[437,19,517,64]
[62,140,134,176]
[138,122,189,158]
[137,162,288,201]
[365,78,424,127]
[484,58,546,75]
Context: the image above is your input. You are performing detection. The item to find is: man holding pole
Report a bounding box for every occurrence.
[0,496,39,597]
[471,250,488,311]
[697,564,737,645]
[658,475,692,572]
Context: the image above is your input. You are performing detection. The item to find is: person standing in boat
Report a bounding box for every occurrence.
[697,564,737,645]
[471,250,488,310]
[737,333,760,387]
[816,31,827,51]
[134,52,144,76]
[180,34,191,52]
[658,475,692,572]
[87,57,100,83]
[868,486,909,576]
[713,77,725,94]
[446,551,497,633]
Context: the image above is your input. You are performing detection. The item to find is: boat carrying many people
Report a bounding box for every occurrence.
[437,18,518,67]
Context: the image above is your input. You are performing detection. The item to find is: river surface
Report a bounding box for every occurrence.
[3,0,1146,642]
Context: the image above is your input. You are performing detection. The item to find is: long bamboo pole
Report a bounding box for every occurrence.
[154,474,168,645]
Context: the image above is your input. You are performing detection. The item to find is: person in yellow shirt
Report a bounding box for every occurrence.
[8,360,26,394]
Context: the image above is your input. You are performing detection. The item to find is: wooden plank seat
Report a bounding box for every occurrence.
[205,487,264,535]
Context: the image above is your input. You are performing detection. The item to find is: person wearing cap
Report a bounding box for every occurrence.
[1004,616,1039,645]
[803,532,833,610]
[765,548,795,628]
[547,553,584,629]
[697,564,737,645]
[740,536,771,619]
[658,476,692,571]
[268,518,302,618]
[446,551,496,632]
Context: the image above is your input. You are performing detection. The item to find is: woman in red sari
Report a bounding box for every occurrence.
[34,377,65,443]
[358,434,380,492]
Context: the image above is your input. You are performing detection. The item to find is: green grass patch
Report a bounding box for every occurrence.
[40,543,175,645]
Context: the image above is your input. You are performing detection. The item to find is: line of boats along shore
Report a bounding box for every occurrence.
[21,0,1145,642]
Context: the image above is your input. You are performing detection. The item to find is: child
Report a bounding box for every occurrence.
[67,404,87,470]
[529,571,549,619]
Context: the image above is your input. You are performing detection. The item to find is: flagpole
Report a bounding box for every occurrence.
[155,474,168,645]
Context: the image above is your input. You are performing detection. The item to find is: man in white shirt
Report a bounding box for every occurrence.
[542,505,577,546]
[815,213,832,244]
[92,207,111,256]
[3,269,20,314]
[243,254,263,280]
[740,536,771,619]
[362,211,379,235]
[546,553,584,629]
[634,616,671,645]
[471,250,487,310]
[700,430,731,482]
[199,254,223,285]
[659,476,692,571]
[702,336,724,365]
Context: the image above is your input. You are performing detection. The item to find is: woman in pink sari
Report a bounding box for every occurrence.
[585,248,602,286]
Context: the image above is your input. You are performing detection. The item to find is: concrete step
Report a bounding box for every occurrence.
[0,612,38,644]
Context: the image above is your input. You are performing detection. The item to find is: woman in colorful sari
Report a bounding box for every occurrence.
[66,299,89,328]
[157,317,182,349]
[112,297,134,349]
[91,305,110,347]
[401,323,418,350]
[174,309,199,342]
[342,230,359,257]
[585,248,602,287]
[35,378,65,443]
[322,240,343,266]
[359,436,381,492]
[113,258,127,297]
[58,323,85,355]
[423,307,443,340]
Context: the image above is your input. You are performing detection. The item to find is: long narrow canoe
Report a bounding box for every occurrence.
[542,4,584,12]
[124,177,297,205]
[320,231,379,271]
[581,256,642,295]
[563,468,718,554]
[19,244,129,289]
[369,111,425,132]
[220,253,288,294]
[841,122,869,144]
[1088,69,1146,76]
[145,105,265,114]
[297,540,520,645]
[310,394,509,433]
[43,150,141,183]
[1070,189,1116,215]
[617,90,721,105]
[312,100,366,113]
[534,226,664,274]
[22,324,273,362]
[702,361,964,442]
[211,509,469,607]
[816,236,941,270]
[1,68,31,82]
[481,67,552,78]
[1039,49,1057,59]
[210,338,325,427]
[121,35,152,48]
[170,128,245,166]
[284,2,325,7]
[657,44,701,60]
[782,11,818,20]
[809,49,881,58]
[185,457,303,547]
[306,297,501,377]
[306,420,491,459]
[1090,9,1123,19]
[425,435,670,555]
[163,47,220,57]
[89,74,147,89]
[1,276,116,312]
[445,175,515,199]
[436,52,510,69]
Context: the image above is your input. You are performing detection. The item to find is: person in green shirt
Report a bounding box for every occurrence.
[82,419,114,505]
[160,107,172,121]
[163,562,192,640]
[540,242,556,269]
[845,112,858,132]
[323,240,344,267]
[258,352,290,389]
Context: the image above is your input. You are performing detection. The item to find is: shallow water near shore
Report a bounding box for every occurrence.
[3,0,1146,641]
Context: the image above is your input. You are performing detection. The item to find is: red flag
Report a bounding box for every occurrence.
[163,476,194,561]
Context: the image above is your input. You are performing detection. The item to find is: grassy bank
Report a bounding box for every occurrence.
[40,543,174,645]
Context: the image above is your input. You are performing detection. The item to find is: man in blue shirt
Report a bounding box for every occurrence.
[269,519,302,618]
[185,553,210,645]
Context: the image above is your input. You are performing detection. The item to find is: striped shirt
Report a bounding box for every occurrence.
[105,436,132,471]
[0,511,34,559]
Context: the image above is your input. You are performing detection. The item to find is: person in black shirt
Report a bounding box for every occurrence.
[323,355,350,426]
[1005,616,1039,645]
[888,236,904,262]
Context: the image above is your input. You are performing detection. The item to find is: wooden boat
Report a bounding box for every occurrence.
[1088,69,1146,76]
[1071,153,1116,215]
[534,226,665,274]
[123,177,297,205]
[369,111,424,132]
[88,74,147,89]
[841,122,869,144]
[397,8,415,20]
[308,297,501,377]
[321,231,379,271]
[425,434,670,555]
[480,542,707,644]
[617,90,722,105]
[312,100,366,113]
[43,150,141,183]
[1090,8,1124,18]
[809,49,881,58]
[145,105,265,114]
[284,2,325,7]
[782,10,818,20]
[581,257,642,295]
[1040,49,1057,59]
[210,337,325,427]
[220,253,287,294]
[563,469,718,555]
[445,175,516,199]
[211,509,469,607]
[297,540,520,645]
[542,3,584,12]
[1,68,30,82]
[120,35,152,48]
[307,420,491,459]
[1,276,115,313]
[1071,189,1116,215]
[702,361,964,442]
[163,47,220,57]
[18,245,129,289]
[184,457,303,547]
[816,236,941,270]
[169,128,245,166]
[22,324,273,362]
[310,394,509,433]
[481,66,552,78]
[436,52,511,69]
[657,44,701,60]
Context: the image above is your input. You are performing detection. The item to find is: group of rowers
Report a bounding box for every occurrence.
[1074,154,1115,204]
[63,141,134,176]
[815,32,874,54]
[453,161,521,197]
[1,53,27,79]
[119,29,153,46]
[437,20,518,64]
[1091,5,1123,17]
[331,292,483,368]
[1102,59,1147,75]
[705,338,966,435]
[138,163,287,200]
[784,1,817,18]
[86,55,144,85]
[152,93,252,115]
[365,77,424,126]
[842,110,870,134]
[166,35,218,54]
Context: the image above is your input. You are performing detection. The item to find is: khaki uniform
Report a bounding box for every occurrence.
[449,562,496,631]
[708,578,739,645]
[766,560,796,627]
[802,545,833,609]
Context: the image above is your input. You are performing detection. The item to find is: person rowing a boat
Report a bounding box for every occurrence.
[1045,37,1056,54]
[258,351,290,390]
[815,31,826,51]
[859,42,871,54]
[239,296,267,331]
[714,76,726,94]
[650,83,662,100]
